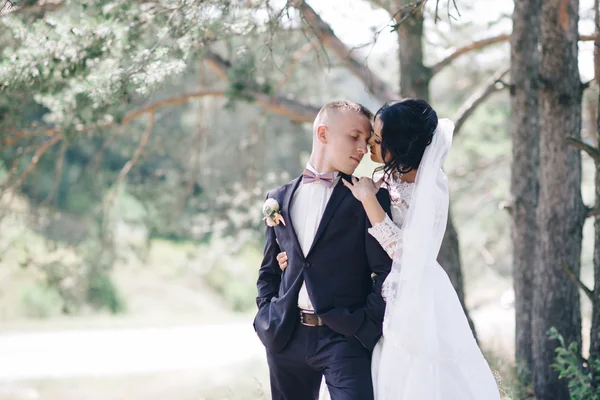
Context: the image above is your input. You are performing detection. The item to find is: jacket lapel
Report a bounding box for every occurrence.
[307,173,350,256]
[280,176,304,260]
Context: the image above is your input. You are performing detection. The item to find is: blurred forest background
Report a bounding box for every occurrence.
[1,0,599,399]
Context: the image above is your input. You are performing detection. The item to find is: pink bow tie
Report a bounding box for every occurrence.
[302,169,336,188]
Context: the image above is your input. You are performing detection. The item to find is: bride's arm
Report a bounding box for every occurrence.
[343,177,402,259]
[361,195,387,227]
[343,176,387,225]
[367,212,401,260]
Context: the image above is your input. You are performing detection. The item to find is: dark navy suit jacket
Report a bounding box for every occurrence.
[253,173,393,353]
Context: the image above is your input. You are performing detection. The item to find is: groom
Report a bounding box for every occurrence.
[254,100,393,400]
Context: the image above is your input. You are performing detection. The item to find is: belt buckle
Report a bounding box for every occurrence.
[300,309,317,327]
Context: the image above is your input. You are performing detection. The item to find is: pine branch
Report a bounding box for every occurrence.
[105,112,155,205]
[290,0,397,102]
[566,137,600,162]
[431,34,510,76]
[5,84,319,154]
[2,90,229,147]
[9,135,62,192]
[453,66,510,136]
[430,34,597,77]
[586,205,600,219]
[121,90,227,125]
[39,139,67,207]
[274,38,319,92]
[205,51,320,122]
[88,129,120,175]
[560,261,594,303]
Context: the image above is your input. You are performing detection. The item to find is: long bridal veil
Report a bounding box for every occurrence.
[374,118,500,400]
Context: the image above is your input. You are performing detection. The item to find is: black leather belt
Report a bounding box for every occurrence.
[299,309,324,327]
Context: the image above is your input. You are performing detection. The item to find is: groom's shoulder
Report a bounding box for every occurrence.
[377,186,390,199]
[377,185,391,206]
[264,177,298,200]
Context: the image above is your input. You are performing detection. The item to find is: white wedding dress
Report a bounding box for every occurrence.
[320,119,500,400]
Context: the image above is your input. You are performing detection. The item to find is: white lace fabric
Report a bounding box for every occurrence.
[386,179,414,222]
[368,180,413,304]
[368,180,413,259]
[368,214,402,259]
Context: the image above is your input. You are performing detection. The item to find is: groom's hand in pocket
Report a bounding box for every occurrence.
[276,251,288,270]
[256,216,283,310]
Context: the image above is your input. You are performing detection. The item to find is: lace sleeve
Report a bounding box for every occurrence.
[368,213,402,259]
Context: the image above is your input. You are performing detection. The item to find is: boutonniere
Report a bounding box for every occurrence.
[262,198,286,227]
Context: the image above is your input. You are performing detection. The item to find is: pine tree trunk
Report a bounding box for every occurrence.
[510,0,541,381]
[591,105,600,360]
[588,0,600,364]
[436,208,477,338]
[534,0,586,398]
[395,2,431,100]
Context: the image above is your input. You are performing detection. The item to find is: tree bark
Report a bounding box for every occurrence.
[509,0,541,383]
[436,207,477,338]
[591,98,600,363]
[534,0,585,398]
[394,1,430,99]
[589,0,600,364]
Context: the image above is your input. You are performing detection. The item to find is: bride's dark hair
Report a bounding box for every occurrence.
[375,98,438,178]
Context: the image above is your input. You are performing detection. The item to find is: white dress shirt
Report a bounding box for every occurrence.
[291,163,340,310]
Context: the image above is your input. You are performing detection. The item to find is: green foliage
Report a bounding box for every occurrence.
[86,269,125,313]
[20,281,64,318]
[474,351,534,400]
[550,327,600,400]
[511,359,535,400]
[226,47,274,104]
[0,0,238,129]
[203,242,262,312]
[19,240,125,315]
[77,207,126,313]
[38,259,85,314]
[0,0,315,252]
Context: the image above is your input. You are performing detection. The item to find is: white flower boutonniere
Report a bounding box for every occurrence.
[262,198,286,227]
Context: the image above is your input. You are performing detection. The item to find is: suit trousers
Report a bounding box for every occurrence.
[266,321,374,400]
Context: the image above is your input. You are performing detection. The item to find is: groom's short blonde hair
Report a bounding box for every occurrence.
[313,100,374,134]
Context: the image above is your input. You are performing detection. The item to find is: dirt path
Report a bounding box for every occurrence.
[0,322,264,381]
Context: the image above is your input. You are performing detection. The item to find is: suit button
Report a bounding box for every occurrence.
[304,262,310,269]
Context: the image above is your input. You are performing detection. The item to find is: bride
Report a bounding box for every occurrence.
[277,98,500,399]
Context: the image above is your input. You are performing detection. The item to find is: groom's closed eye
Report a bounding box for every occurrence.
[350,130,369,141]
